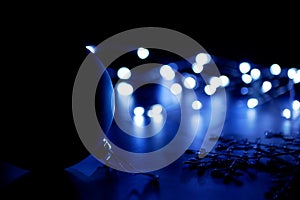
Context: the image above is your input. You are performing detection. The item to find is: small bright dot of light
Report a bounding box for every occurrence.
[117,82,133,96]
[287,68,297,79]
[204,85,216,96]
[292,100,300,111]
[137,47,149,59]
[247,98,258,109]
[192,100,202,110]
[151,104,163,115]
[242,74,252,84]
[153,114,163,123]
[241,87,249,95]
[220,75,230,87]
[239,62,251,74]
[270,64,281,75]
[293,70,300,84]
[195,53,211,65]
[282,109,291,119]
[210,76,222,88]
[170,83,182,95]
[117,67,131,79]
[133,107,145,116]
[183,77,196,89]
[160,65,175,81]
[134,116,144,126]
[261,81,272,93]
[86,45,96,53]
[250,68,261,80]
[192,62,204,73]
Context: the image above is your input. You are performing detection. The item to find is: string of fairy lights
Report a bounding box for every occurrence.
[86,45,300,121]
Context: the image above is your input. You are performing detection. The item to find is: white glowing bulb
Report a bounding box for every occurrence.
[170,83,182,95]
[183,77,196,89]
[137,47,149,59]
[160,65,175,81]
[242,74,252,84]
[261,81,272,93]
[293,70,300,84]
[219,75,230,87]
[204,85,216,96]
[270,64,281,75]
[239,62,251,74]
[209,76,222,88]
[282,109,291,119]
[247,98,258,109]
[117,82,133,96]
[250,68,261,80]
[151,104,163,115]
[192,62,204,73]
[287,68,297,79]
[117,67,131,79]
[195,53,211,65]
[292,100,300,111]
[133,107,145,116]
[192,100,202,110]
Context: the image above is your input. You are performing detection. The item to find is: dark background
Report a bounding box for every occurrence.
[1,6,299,199]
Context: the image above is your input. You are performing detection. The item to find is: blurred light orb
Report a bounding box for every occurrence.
[170,83,182,95]
[261,81,272,93]
[250,68,261,80]
[204,85,216,96]
[242,74,252,84]
[270,64,281,75]
[210,76,222,88]
[192,62,204,73]
[292,100,300,111]
[239,62,251,74]
[247,98,258,109]
[117,67,131,79]
[241,87,249,95]
[160,65,175,80]
[183,76,196,89]
[195,53,211,65]
[282,108,291,119]
[192,100,202,110]
[219,75,230,87]
[287,68,297,79]
[117,82,133,96]
[137,47,149,59]
[133,107,145,116]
